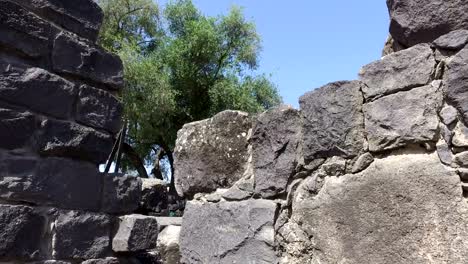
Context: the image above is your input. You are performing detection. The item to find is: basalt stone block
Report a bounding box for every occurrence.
[433,30,468,51]
[53,210,111,259]
[101,174,142,214]
[180,200,278,264]
[0,205,47,260]
[140,178,168,214]
[37,119,113,164]
[0,156,102,210]
[0,0,55,58]
[0,107,37,150]
[445,46,468,126]
[364,84,442,152]
[14,0,103,42]
[157,225,181,264]
[387,0,468,47]
[360,44,435,100]
[52,33,123,90]
[0,62,76,119]
[291,153,468,263]
[81,258,120,264]
[299,81,365,162]
[76,85,123,134]
[112,215,159,252]
[251,105,300,198]
[174,110,252,198]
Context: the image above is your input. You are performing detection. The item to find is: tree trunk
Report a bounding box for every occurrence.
[122,142,149,178]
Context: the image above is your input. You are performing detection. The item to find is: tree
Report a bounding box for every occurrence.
[97,0,282,183]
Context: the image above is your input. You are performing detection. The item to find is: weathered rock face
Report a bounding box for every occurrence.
[252,105,300,198]
[180,200,278,264]
[387,0,468,47]
[112,215,159,252]
[359,44,435,100]
[291,153,468,263]
[364,83,442,152]
[174,110,252,198]
[157,225,181,264]
[299,81,365,161]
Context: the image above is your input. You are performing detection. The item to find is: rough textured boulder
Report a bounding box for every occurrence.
[0,107,37,150]
[0,154,102,211]
[112,215,159,252]
[364,83,442,152]
[299,81,365,161]
[252,105,300,198]
[359,44,435,100]
[433,30,468,51]
[290,153,468,263]
[174,110,251,198]
[37,119,113,164]
[387,0,468,47]
[0,205,47,260]
[0,0,55,58]
[0,63,76,119]
[52,33,124,90]
[53,210,111,259]
[445,45,468,125]
[157,226,181,264]
[101,174,142,214]
[14,0,103,41]
[180,200,278,264]
[76,85,123,134]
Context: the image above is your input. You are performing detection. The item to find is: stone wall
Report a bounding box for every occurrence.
[174,1,468,263]
[0,1,165,263]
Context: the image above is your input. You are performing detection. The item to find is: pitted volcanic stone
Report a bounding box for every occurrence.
[387,0,468,47]
[360,44,435,100]
[364,84,442,152]
[14,0,103,41]
[101,174,142,214]
[433,30,468,51]
[112,215,159,252]
[252,105,300,198]
[0,107,37,150]
[299,81,365,161]
[53,210,111,259]
[0,205,47,260]
[445,45,468,126]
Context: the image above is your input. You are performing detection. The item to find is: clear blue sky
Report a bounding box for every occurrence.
[157,0,390,107]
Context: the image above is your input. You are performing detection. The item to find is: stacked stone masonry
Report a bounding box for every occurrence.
[5,0,468,263]
[173,0,468,263]
[0,0,166,263]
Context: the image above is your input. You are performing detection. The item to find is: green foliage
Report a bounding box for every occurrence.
[97,0,282,167]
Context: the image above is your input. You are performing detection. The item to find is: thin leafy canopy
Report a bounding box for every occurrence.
[97,0,281,176]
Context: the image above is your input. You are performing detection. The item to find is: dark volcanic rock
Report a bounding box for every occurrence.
[81,258,120,264]
[445,45,468,126]
[364,83,442,152]
[140,178,168,214]
[180,200,278,264]
[0,205,47,260]
[14,0,103,42]
[299,81,365,162]
[0,62,76,119]
[0,155,102,211]
[37,119,113,164]
[387,0,468,47]
[251,105,300,198]
[101,174,142,214]
[360,44,435,100]
[112,215,159,252]
[0,0,55,58]
[76,85,123,134]
[174,110,252,198]
[433,30,468,51]
[53,210,111,259]
[0,107,37,150]
[290,153,468,263]
[52,33,124,90]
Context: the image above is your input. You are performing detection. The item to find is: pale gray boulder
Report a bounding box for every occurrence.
[174,110,251,198]
[445,45,468,126]
[180,200,278,264]
[291,153,468,263]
